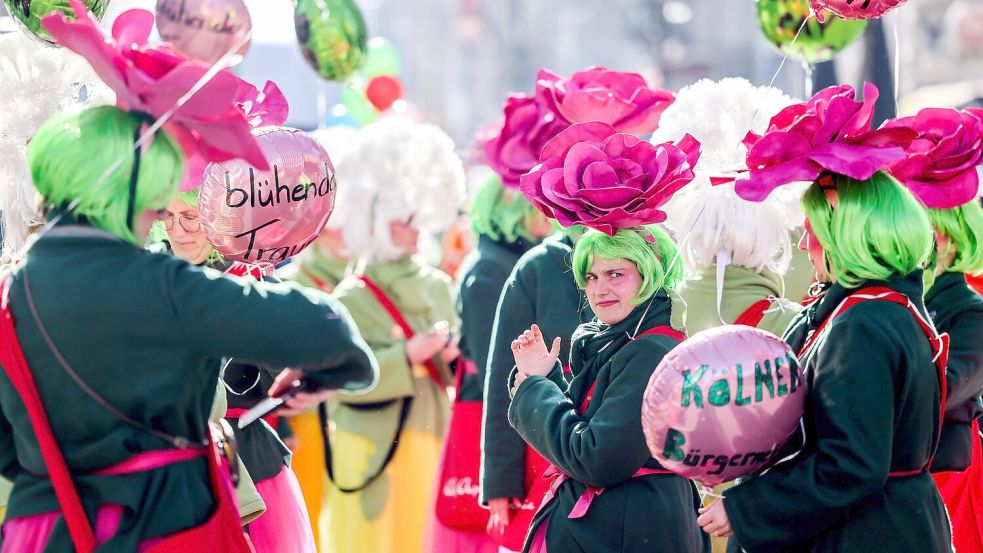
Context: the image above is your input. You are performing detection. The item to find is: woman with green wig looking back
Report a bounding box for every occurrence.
[506,225,708,553]
[504,121,709,553]
[0,102,378,550]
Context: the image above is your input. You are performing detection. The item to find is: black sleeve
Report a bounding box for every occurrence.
[481,266,536,503]
[459,271,508,389]
[941,307,983,412]
[165,262,378,393]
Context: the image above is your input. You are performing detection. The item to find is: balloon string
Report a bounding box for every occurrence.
[697,484,722,505]
[739,13,812,152]
[32,26,255,243]
[892,14,901,115]
[630,202,707,339]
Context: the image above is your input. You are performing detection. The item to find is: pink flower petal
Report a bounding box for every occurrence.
[808,142,906,181]
[579,185,642,209]
[541,122,616,161]
[905,169,980,209]
[735,158,822,202]
[111,8,153,49]
[582,162,621,190]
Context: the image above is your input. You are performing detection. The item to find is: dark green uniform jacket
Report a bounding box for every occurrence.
[0,225,376,551]
[508,296,708,553]
[926,271,983,472]
[456,235,534,402]
[480,234,593,503]
[724,271,952,553]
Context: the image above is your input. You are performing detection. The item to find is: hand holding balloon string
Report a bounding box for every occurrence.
[697,497,733,538]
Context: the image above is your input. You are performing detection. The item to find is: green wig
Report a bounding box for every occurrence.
[803,171,933,289]
[926,200,983,275]
[28,106,185,245]
[572,225,683,304]
[469,174,540,243]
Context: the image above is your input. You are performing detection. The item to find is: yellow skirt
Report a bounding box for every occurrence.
[320,429,443,553]
[288,411,328,551]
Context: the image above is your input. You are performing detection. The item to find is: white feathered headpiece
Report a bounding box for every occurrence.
[333,118,466,262]
[651,78,806,275]
[0,32,114,263]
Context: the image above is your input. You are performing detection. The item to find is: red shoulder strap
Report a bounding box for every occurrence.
[579,325,685,413]
[798,286,949,475]
[634,325,686,343]
[357,275,445,387]
[733,297,775,328]
[0,278,97,552]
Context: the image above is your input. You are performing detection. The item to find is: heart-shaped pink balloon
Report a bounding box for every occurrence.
[810,0,907,22]
[198,127,336,266]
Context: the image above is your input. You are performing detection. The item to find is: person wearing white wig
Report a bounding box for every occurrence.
[278,125,359,547]
[320,117,466,553]
[0,31,112,522]
[651,78,806,339]
[0,32,113,264]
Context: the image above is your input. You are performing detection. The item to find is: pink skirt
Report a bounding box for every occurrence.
[0,504,165,552]
[250,465,316,553]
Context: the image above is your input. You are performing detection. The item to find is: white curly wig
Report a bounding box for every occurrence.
[651,78,806,275]
[310,126,358,234]
[0,33,113,263]
[332,118,466,262]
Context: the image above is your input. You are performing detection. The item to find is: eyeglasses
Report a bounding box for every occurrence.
[160,213,201,233]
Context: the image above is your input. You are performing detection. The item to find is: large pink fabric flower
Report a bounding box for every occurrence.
[519,122,701,235]
[535,68,674,135]
[42,1,271,170]
[180,80,289,191]
[734,82,915,202]
[881,108,982,209]
[482,94,568,188]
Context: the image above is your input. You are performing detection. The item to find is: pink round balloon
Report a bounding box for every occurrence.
[198,127,336,266]
[641,325,805,486]
[810,0,907,21]
[155,0,252,66]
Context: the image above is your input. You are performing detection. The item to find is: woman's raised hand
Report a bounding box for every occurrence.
[510,324,561,377]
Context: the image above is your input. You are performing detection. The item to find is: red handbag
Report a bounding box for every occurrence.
[494,446,552,550]
[933,420,983,553]
[434,359,491,532]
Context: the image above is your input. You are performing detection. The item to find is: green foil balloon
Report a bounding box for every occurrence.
[294,0,368,82]
[756,0,868,65]
[3,0,110,45]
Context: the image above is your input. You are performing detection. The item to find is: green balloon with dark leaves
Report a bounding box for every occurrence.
[3,0,109,45]
[294,0,368,82]
[756,0,868,65]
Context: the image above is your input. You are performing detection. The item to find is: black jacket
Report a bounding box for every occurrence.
[455,235,534,402]
[508,298,708,553]
[724,271,951,553]
[480,235,593,503]
[926,271,983,472]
